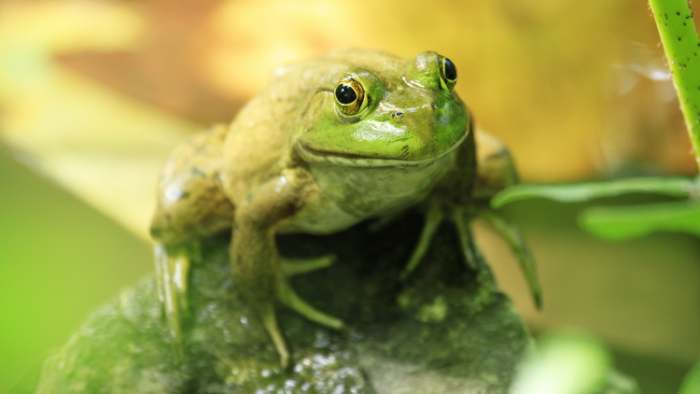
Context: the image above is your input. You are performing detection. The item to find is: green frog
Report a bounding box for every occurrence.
[150,49,541,367]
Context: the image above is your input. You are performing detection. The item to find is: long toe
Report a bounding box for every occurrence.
[277,276,344,330]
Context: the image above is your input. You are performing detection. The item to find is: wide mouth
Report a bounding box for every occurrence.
[296,127,469,168]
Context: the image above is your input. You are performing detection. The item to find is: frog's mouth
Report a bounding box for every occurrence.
[295,133,467,168]
[295,143,424,167]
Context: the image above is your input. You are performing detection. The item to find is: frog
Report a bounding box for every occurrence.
[150,49,541,368]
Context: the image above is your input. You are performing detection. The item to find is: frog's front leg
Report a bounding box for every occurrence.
[402,201,514,307]
[154,243,196,343]
[401,130,542,308]
[400,201,491,281]
[401,198,542,308]
[230,169,343,367]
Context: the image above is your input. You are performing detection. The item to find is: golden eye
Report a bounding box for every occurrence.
[334,78,365,116]
[440,57,457,89]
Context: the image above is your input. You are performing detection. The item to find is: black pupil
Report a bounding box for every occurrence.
[443,58,457,81]
[335,84,357,104]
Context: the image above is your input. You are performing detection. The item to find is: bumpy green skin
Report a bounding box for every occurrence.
[38,215,530,394]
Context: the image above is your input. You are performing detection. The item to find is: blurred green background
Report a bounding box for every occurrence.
[1,0,699,392]
[0,149,150,392]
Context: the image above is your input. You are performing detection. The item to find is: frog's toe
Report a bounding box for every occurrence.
[281,254,336,276]
[154,244,191,341]
[258,301,290,368]
[401,203,445,280]
[277,274,344,330]
[481,211,542,309]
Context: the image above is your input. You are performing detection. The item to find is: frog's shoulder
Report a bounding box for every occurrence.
[474,130,518,199]
[151,124,232,244]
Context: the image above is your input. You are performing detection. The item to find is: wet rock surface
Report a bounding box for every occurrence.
[38,213,530,393]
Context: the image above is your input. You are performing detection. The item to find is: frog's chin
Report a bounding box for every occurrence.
[296,130,468,168]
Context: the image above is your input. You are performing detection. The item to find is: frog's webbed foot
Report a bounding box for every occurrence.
[250,256,342,369]
[455,206,543,309]
[479,209,543,309]
[276,268,345,330]
[238,254,342,368]
[154,243,193,343]
[281,255,344,329]
[260,254,341,369]
[279,255,343,329]
[400,199,542,309]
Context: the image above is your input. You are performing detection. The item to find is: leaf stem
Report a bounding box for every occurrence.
[648,0,700,170]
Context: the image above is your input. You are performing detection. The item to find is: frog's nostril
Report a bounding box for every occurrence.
[391,111,404,119]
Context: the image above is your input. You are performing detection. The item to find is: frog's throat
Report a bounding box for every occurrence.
[295,128,470,168]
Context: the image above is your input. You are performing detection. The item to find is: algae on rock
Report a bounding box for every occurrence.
[38,213,531,393]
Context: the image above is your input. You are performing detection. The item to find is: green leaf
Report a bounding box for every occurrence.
[510,334,613,394]
[492,178,696,208]
[510,333,640,394]
[579,201,700,240]
[680,362,700,394]
[648,0,700,168]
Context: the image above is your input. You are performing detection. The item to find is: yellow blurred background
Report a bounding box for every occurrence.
[1,0,699,392]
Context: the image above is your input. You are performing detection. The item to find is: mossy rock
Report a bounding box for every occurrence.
[37,213,531,393]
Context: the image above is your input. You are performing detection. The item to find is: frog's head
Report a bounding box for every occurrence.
[296,51,470,167]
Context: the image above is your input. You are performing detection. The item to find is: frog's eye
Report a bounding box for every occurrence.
[439,57,457,89]
[334,78,366,116]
